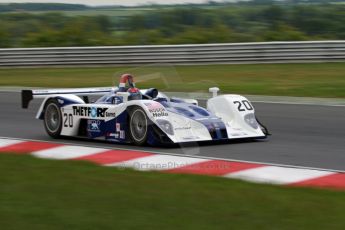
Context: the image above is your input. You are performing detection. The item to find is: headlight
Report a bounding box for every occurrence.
[244,113,259,129]
[156,119,174,135]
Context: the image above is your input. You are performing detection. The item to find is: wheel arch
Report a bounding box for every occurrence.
[36,95,85,120]
[125,103,175,146]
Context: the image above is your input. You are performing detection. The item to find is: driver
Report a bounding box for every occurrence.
[119,74,142,100]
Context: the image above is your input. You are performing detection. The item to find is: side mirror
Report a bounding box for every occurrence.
[145,88,158,99]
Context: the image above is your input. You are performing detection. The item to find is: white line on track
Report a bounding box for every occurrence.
[1,136,344,174]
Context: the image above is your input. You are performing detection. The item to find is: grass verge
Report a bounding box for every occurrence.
[1,153,345,229]
[0,63,344,98]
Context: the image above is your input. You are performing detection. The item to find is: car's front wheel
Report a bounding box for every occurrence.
[128,107,148,146]
[43,99,62,138]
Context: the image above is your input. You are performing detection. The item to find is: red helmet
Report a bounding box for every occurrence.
[127,87,139,93]
[119,74,135,88]
[119,74,141,100]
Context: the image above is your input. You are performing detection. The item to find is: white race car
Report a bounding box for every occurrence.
[22,74,269,146]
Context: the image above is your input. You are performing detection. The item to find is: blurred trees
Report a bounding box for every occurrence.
[0,3,344,48]
[0,3,87,12]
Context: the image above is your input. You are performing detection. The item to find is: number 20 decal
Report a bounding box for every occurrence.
[63,113,73,127]
[233,100,253,112]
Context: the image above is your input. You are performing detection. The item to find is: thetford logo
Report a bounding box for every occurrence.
[73,106,107,118]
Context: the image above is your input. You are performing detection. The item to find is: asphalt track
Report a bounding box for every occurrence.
[0,92,344,171]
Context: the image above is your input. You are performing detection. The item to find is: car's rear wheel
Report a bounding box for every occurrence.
[128,107,148,146]
[43,99,62,138]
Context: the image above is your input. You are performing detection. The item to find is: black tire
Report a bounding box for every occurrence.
[43,99,62,138]
[128,107,149,146]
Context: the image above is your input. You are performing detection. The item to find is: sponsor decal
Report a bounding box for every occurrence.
[107,132,119,138]
[87,120,101,132]
[230,132,248,137]
[182,136,200,140]
[174,126,192,131]
[116,123,121,131]
[144,102,168,118]
[150,108,168,118]
[34,90,51,94]
[113,97,122,104]
[73,106,107,118]
[91,107,97,117]
[105,111,116,118]
[231,133,241,137]
[174,121,192,131]
[144,102,155,108]
[58,99,64,104]
[120,130,125,139]
[145,102,161,110]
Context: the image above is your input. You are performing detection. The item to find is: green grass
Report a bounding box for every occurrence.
[0,153,345,230]
[0,63,344,98]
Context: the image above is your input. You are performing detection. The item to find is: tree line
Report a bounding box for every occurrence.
[0,3,344,48]
[0,3,88,12]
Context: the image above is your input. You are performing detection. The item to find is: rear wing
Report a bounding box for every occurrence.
[21,87,115,109]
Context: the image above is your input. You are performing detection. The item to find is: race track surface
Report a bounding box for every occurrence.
[1,92,344,171]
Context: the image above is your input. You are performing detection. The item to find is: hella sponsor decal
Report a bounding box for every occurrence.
[144,102,168,118]
[150,108,168,118]
[87,120,101,132]
[73,106,107,118]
